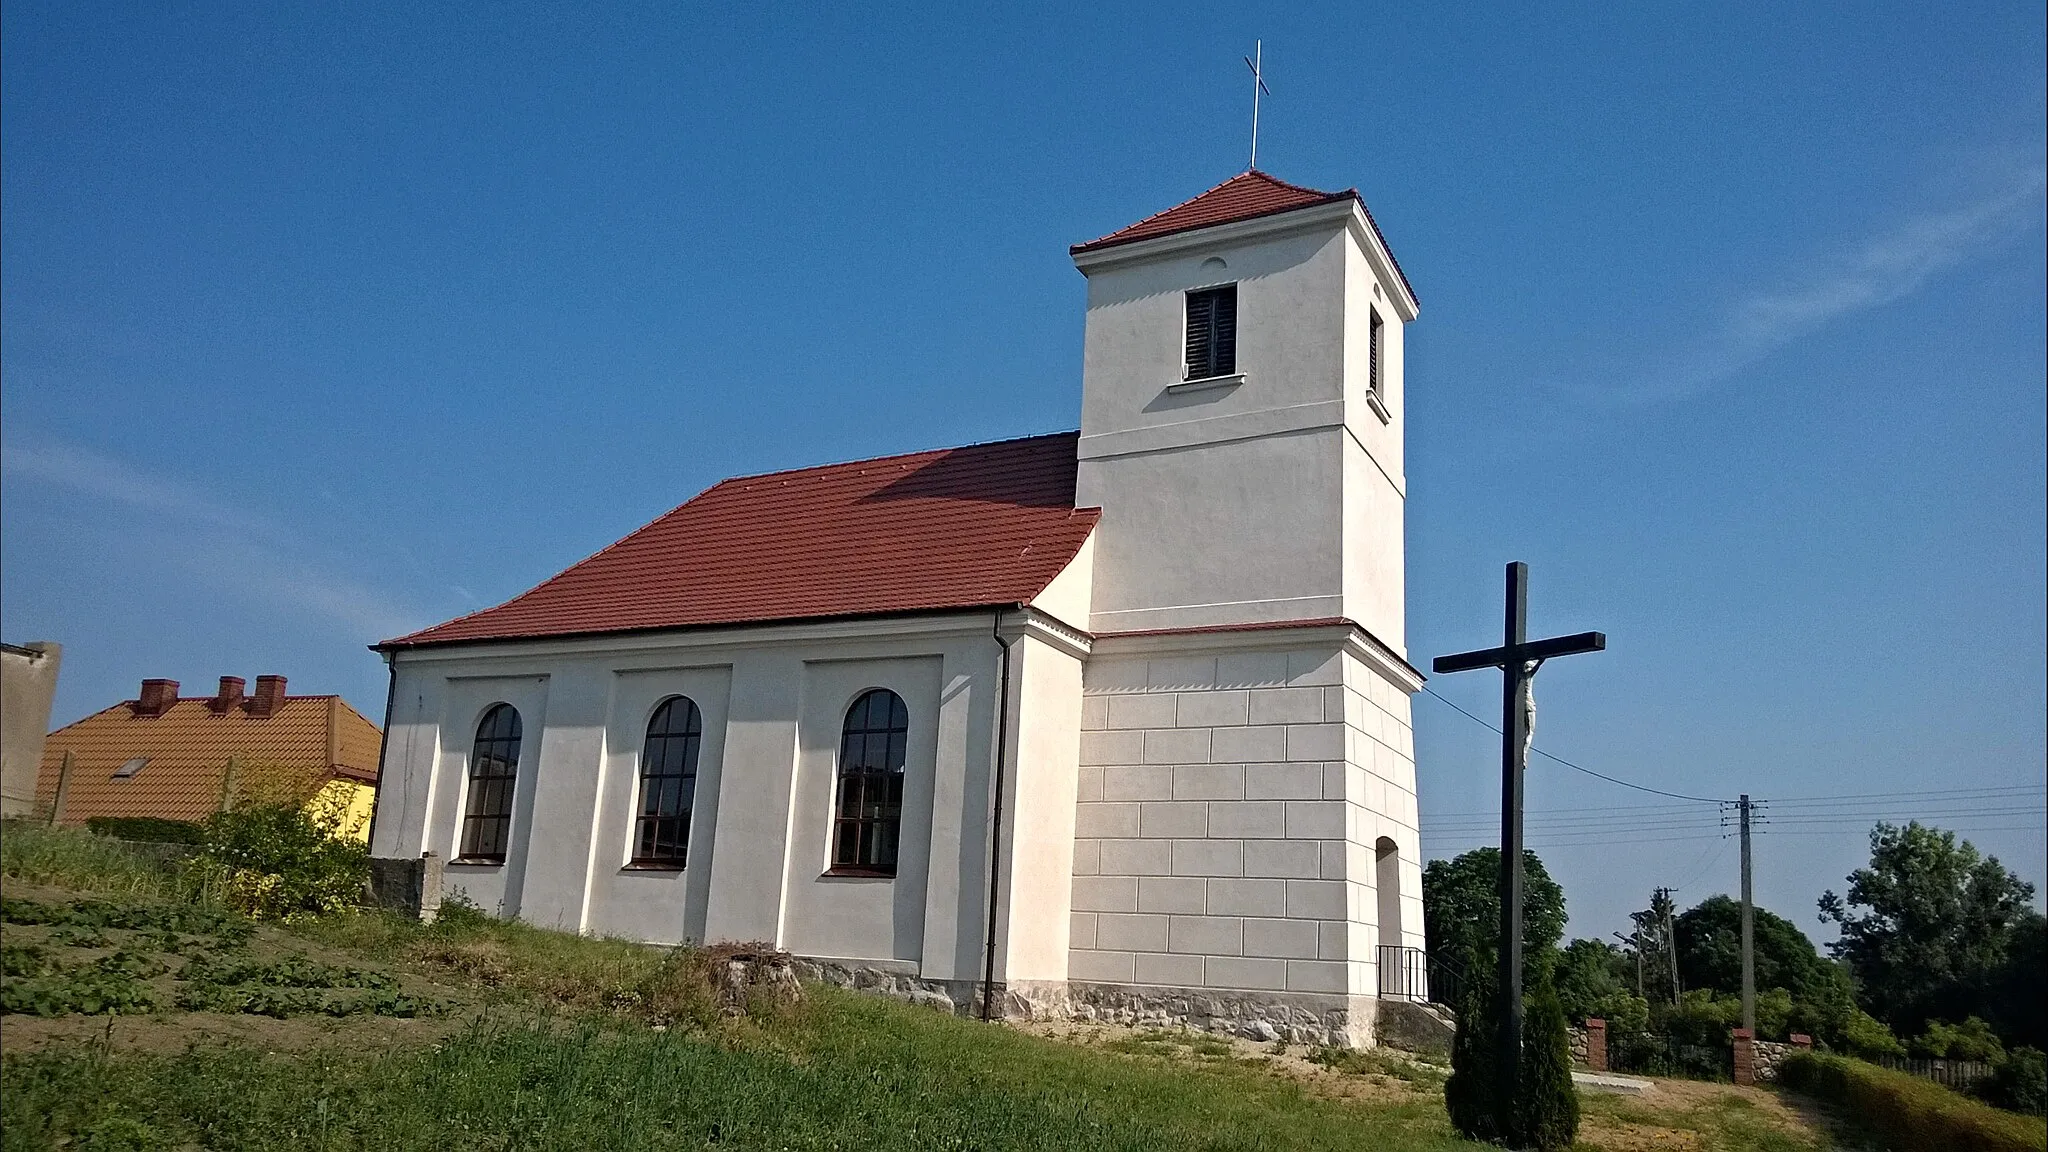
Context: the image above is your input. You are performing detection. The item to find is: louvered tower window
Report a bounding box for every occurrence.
[1368,307,1384,398]
[1185,284,1238,380]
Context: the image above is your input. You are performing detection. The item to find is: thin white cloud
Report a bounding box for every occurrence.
[2,434,424,642]
[1623,161,2046,403]
[1,438,266,534]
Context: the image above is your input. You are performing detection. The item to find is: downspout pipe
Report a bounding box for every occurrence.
[363,650,399,851]
[980,605,1021,1022]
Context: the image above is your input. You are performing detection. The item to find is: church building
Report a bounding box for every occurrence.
[368,169,1430,1045]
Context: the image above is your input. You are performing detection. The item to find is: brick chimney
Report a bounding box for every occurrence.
[134,679,179,717]
[247,674,287,717]
[209,676,247,714]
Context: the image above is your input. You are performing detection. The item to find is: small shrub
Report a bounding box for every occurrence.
[1445,981,1503,1142]
[2,944,54,978]
[84,817,206,845]
[1779,1050,2048,1152]
[193,803,369,921]
[181,953,394,990]
[2,968,158,1016]
[1511,974,1580,1151]
[1915,1016,2008,1063]
[1976,1048,2048,1118]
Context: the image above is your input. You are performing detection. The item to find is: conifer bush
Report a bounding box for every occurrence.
[1511,972,1581,1151]
[1445,978,1503,1143]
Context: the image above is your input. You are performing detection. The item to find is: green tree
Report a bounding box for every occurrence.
[1819,822,2037,1037]
[1423,848,1565,990]
[1913,1017,2006,1062]
[1512,968,1580,1151]
[1677,894,1830,996]
[1555,937,1649,1031]
[1987,911,2046,1049]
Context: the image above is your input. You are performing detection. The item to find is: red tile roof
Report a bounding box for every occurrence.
[1071,169,1417,305]
[382,432,1099,650]
[38,694,382,826]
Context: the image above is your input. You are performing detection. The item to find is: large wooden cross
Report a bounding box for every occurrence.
[1434,562,1604,1119]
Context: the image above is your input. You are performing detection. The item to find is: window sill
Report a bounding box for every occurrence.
[1365,391,1391,424]
[449,857,505,868]
[821,867,897,880]
[1167,372,1246,395]
[622,861,687,872]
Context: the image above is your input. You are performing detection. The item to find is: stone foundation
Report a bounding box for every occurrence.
[792,960,1450,1049]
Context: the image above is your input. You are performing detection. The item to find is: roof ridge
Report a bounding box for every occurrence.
[1244,168,1352,200]
[1071,169,1353,253]
[710,428,1079,490]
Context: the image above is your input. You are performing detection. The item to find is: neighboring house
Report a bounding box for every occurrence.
[2,641,63,817]
[370,170,1429,1046]
[37,675,382,839]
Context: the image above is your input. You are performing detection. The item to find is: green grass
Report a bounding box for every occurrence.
[0,820,201,900]
[2,992,1476,1151]
[1,828,1852,1152]
[1577,1088,1832,1152]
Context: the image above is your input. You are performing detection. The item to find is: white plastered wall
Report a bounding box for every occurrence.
[1074,203,1414,639]
[370,614,1040,981]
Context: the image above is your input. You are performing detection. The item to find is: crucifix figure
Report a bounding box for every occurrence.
[1433,562,1604,1126]
[1244,40,1269,170]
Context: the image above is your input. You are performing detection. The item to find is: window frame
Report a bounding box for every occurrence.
[457,703,523,864]
[1368,306,1384,399]
[1183,282,1239,381]
[826,688,910,878]
[628,695,703,869]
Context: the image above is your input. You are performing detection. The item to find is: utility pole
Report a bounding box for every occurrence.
[1613,930,1643,999]
[1659,887,1681,1006]
[1434,562,1605,1130]
[1738,794,1756,1032]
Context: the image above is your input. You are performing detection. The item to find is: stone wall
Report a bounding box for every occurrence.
[790,961,1400,1049]
[1068,642,1423,1002]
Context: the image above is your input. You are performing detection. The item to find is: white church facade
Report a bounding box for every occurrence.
[367,170,1432,1045]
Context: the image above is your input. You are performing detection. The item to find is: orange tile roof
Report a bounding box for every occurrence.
[36,693,382,826]
[381,431,1100,650]
[1071,170,1417,305]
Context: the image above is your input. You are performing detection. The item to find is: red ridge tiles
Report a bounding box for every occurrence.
[1071,170,1417,305]
[1072,170,1352,254]
[382,432,1099,649]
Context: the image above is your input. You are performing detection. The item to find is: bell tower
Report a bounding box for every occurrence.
[1061,172,1430,1042]
[1070,170,1418,650]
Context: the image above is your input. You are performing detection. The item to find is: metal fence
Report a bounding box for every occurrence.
[1375,945,1464,1007]
[1870,1055,1994,1089]
[1606,1030,1733,1081]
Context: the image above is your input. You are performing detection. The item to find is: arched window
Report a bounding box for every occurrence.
[831,688,908,875]
[460,704,522,862]
[633,696,702,866]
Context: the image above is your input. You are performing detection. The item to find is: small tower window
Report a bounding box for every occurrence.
[1368,307,1385,399]
[1185,284,1238,380]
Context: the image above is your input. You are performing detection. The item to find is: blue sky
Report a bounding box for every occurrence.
[4,2,2042,943]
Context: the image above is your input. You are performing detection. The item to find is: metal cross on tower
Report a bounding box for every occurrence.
[1434,562,1605,1127]
[1244,40,1269,170]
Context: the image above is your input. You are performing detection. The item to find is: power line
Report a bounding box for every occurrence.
[1422,686,1729,804]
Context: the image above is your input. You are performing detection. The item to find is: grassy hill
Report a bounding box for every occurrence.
[1,822,1838,1151]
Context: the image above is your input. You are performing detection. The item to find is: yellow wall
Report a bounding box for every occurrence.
[303,779,375,842]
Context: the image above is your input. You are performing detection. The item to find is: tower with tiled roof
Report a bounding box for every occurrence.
[1071,169,1418,645]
